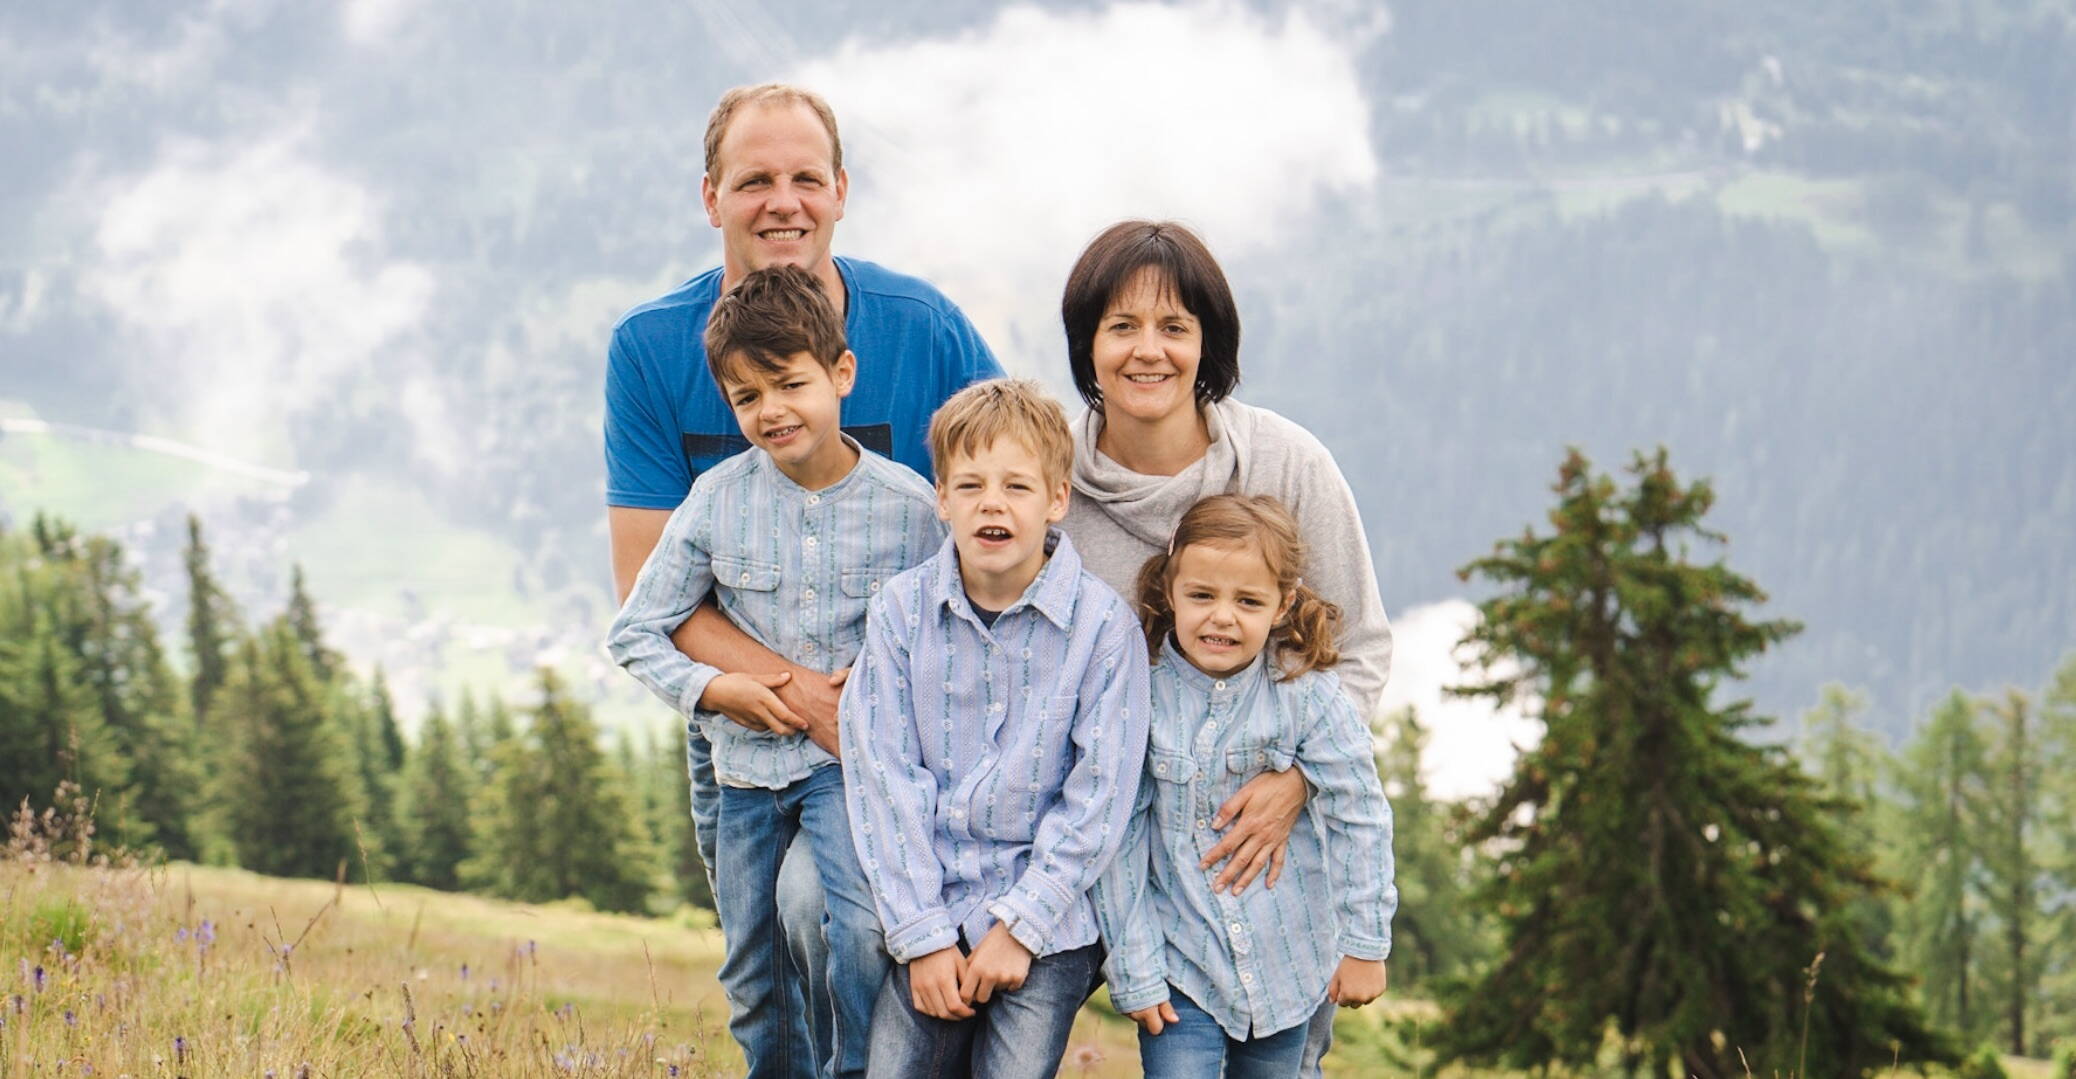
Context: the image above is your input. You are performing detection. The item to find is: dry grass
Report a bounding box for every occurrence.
[0,824,1136,1076]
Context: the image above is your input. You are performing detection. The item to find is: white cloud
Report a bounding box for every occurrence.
[1378,599,1543,802]
[83,127,434,464]
[342,0,417,44]
[797,1,1379,382]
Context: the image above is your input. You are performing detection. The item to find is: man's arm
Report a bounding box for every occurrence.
[609,505,842,753]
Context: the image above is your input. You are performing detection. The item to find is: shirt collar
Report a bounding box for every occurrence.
[1158,636,1271,697]
[931,527,1083,631]
[757,433,868,500]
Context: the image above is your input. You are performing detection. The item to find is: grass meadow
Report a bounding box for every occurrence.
[2,813,2051,1078]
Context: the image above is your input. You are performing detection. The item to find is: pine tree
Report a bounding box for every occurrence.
[182,514,238,727]
[0,521,127,813]
[282,564,339,685]
[1977,688,2046,1055]
[464,670,657,912]
[398,698,473,890]
[635,721,713,911]
[214,625,359,880]
[327,675,394,879]
[1799,684,1898,962]
[1374,706,1482,986]
[1436,449,1950,1078]
[1895,690,1990,1042]
[2038,654,2076,1050]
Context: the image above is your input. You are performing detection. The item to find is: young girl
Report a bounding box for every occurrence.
[1092,494,1396,1078]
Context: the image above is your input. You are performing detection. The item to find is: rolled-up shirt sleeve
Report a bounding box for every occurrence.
[604,488,725,717]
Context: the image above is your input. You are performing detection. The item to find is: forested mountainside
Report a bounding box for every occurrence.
[2,0,2069,737]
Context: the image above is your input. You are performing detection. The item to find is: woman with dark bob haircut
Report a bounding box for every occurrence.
[1057,220,1394,1077]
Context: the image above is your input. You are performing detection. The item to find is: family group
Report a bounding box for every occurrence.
[602,83,1397,1079]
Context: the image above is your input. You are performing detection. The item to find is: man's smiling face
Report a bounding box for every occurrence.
[703,100,848,288]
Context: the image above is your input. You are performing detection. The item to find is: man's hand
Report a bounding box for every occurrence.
[774,667,848,757]
[1126,1001,1180,1035]
[1327,957,1387,1008]
[957,924,1032,1005]
[699,672,807,735]
[1200,767,1308,895]
[909,948,974,1020]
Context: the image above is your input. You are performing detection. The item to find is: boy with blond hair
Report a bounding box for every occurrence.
[608,264,946,1079]
[841,379,1151,1079]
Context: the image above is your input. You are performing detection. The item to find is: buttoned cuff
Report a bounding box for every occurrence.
[677,663,725,719]
[885,908,959,964]
[1337,930,1391,962]
[1106,978,1170,1016]
[987,885,1065,957]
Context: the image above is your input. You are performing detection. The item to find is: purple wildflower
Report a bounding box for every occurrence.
[174,1035,188,1063]
[669,1066,681,1077]
[64,1008,76,1027]
[32,966,44,991]
[459,963,470,980]
[198,920,215,945]
[176,927,189,942]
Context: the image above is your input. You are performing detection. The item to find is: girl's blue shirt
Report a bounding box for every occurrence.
[1092,643,1397,1041]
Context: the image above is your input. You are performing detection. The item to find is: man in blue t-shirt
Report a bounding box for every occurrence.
[603,82,1002,1077]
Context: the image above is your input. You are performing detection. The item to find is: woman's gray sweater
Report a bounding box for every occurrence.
[1061,398,1393,718]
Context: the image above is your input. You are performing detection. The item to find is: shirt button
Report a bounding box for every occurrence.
[806,494,820,506]
[951,808,965,818]
[803,641,816,653]
[804,536,817,548]
[1240,971,1254,985]
[1154,762,1168,776]
[1214,680,1226,690]
[1195,818,1208,830]
[990,701,1004,712]
[1229,922,1244,935]
[739,572,751,585]
[803,587,816,600]
[870,580,881,592]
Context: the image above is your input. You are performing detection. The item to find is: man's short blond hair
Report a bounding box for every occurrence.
[703,83,843,179]
[927,379,1073,488]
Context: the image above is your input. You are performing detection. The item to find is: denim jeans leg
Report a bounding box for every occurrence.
[1297,997,1336,1079]
[865,959,976,1079]
[797,767,889,1079]
[1226,1009,1311,1079]
[777,830,832,1075]
[969,943,1101,1079]
[1136,988,1230,1079]
[685,721,721,894]
[715,785,812,1079]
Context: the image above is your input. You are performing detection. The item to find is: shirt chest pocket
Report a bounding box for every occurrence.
[840,568,897,599]
[713,554,781,594]
[1224,740,1296,777]
[1147,748,1198,785]
[1008,694,1081,796]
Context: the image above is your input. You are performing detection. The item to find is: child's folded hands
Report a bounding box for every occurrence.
[958,924,1033,1004]
[909,948,975,1020]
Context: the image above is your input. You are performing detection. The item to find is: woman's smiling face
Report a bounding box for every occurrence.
[1091,267,1203,426]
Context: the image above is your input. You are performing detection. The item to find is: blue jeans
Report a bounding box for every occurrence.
[688,724,830,1075]
[714,764,888,1079]
[1138,987,1309,1078]
[1300,998,1335,1078]
[866,941,1101,1079]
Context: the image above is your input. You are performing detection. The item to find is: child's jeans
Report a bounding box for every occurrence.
[1138,988,1310,1079]
[715,764,888,1079]
[864,940,1101,1079]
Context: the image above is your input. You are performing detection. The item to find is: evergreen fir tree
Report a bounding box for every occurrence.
[1436,449,1950,1078]
[2038,655,2076,1050]
[215,625,359,880]
[1977,688,2046,1055]
[1799,684,1898,961]
[463,670,656,912]
[1895,690,1990,1043]
[327,675,395,879]
[1374,706,1482,986]
[182,514,238,727]
[398,698,473,890]
[636,721,713,911]
[282,564,339,685]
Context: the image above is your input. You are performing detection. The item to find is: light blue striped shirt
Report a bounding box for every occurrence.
[841,529,1151,962]
[606,441,945,789]
[1093,644,1396,1040]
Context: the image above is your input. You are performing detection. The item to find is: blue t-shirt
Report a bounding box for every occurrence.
[604,255,1003,508]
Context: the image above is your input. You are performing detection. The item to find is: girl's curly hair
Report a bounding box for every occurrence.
[1133,494,1342,680]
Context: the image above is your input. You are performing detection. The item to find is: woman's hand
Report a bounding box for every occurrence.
[1127,1001,1181,1035]
[1198,767,1308,895]
[1327,957,1386,1007]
